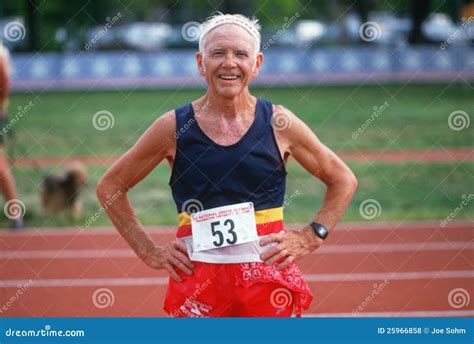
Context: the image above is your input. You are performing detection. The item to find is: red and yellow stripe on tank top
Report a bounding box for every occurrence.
[176,206,284,238]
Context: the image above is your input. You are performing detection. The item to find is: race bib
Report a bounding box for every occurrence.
[191,202,258,252]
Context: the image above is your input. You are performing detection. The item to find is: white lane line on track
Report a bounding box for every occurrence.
[318,241,473,253]
[303,270,474,282]
[0,277,169,288]
[1,270,472,288]
[303,310,474,317]
[1,241,472,259]
[0,221,471,236]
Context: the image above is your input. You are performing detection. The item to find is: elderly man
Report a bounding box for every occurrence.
[97,13,357,317]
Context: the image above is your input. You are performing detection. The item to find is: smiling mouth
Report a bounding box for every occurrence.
[218,75,240,81]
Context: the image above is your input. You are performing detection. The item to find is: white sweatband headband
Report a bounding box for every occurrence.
[199,16,261,54]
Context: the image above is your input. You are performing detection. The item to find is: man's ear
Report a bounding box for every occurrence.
[196,51,206,76]
[252,52,264,77]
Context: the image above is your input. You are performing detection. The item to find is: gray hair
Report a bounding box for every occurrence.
[199,13,261,56]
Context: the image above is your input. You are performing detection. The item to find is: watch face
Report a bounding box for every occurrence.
[318,227,328,237]
[311,222,328,239]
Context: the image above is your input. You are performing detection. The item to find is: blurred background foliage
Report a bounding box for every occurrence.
[1,0,473,51]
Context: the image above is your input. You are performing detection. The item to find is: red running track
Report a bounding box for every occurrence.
[0,221,472,317]
[9,149,474,168]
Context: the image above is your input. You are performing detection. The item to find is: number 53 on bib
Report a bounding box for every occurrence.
[191,202,259,252]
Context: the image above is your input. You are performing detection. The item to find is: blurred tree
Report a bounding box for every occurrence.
[251,0,300,25]
[38,0,121,51]
[2,0,119,51]
[26,0,39,51]
[222,0,253,15]
[2,0,469,51]
[354,0,376,44]
[408,0,432,43]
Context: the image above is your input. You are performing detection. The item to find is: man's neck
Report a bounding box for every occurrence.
[201,90,256,119]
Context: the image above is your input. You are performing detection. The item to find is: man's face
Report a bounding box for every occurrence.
[196,24,263,99]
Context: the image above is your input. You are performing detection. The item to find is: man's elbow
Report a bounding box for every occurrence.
[96,175,122,206]
[96,177,108,205]
[345,171,358,195]
[325,170,357,195]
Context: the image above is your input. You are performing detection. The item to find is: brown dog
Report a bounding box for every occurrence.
[41,161,88,219]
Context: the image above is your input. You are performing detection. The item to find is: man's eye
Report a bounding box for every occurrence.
[213,52,223,56]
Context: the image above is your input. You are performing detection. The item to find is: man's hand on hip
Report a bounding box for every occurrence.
[259,227,323,270]
[141,239,194,282]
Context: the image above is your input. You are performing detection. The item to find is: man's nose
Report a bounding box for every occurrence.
[222,53,237,68]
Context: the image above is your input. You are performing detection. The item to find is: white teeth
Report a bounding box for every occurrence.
[220,75,238,80]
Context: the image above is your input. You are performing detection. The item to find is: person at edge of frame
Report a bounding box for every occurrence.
[0,42,24,230]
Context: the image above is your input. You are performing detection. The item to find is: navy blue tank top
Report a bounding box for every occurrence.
[170,98,286,213]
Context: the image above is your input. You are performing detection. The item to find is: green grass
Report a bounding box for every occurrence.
[284,161,474,223]
[3,162,472,229]
[5,84,473,159]
[1,85,472,229]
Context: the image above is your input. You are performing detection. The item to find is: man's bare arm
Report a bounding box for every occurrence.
[260,106,358,268]
[284,108,358,231]
[96,111,193,281]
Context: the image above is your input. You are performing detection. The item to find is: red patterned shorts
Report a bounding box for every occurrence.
[164,261,313,317]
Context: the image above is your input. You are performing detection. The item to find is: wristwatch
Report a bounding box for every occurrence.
[309,222,329,240]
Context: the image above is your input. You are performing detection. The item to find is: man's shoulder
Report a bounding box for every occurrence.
[148,110,176,138]
[271,103,298,121]
[157,110,176,124]
[270,103,311,142]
